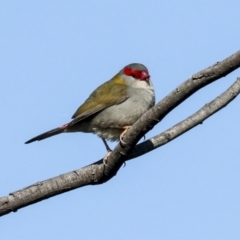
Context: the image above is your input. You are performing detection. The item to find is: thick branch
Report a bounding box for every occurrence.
[0,51,240,217]
[127,78,240,159]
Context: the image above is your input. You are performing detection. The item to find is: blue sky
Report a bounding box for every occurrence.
[1,1,240,239]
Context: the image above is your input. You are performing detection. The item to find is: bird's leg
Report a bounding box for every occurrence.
[101,138,112,165]
[101,138,126,167]
[120,126,131,145]
[102,138,112,152]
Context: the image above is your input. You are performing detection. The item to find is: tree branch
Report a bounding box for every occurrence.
[1,50,240,217]
[126,77,240,160]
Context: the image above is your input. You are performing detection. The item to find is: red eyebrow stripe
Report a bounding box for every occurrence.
[124,67,150,80]
[123,67,133,76]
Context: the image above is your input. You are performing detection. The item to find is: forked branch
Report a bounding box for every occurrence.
[0,50,240,217]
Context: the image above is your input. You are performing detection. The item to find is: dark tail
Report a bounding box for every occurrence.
[25,123,69,144]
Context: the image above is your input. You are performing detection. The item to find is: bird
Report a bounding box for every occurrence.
[25,63,155,158]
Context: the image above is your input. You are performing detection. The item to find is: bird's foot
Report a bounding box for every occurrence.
[103,151,112,166]
[120,126,131,145]
[103,151,126,167]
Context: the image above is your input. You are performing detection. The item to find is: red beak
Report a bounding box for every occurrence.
[141,71,150,80]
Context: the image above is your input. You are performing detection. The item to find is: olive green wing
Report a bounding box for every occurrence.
[69,77,129,126]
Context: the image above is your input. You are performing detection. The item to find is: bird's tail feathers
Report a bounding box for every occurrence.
[25,123,69,144]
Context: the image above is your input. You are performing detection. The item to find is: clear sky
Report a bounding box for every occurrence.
[1,1,240,239]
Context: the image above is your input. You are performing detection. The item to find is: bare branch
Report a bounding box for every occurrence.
[0,51,240,217]
[127,78,240,159]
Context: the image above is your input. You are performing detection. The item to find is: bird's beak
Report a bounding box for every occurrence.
[141,71,151,81]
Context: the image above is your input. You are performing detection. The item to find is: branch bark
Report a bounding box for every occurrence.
[127,77,240,160]
[1,50,240,217]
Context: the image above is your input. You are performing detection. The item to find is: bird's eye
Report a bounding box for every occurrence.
[131,73,137,78]
[124,68,140,78]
